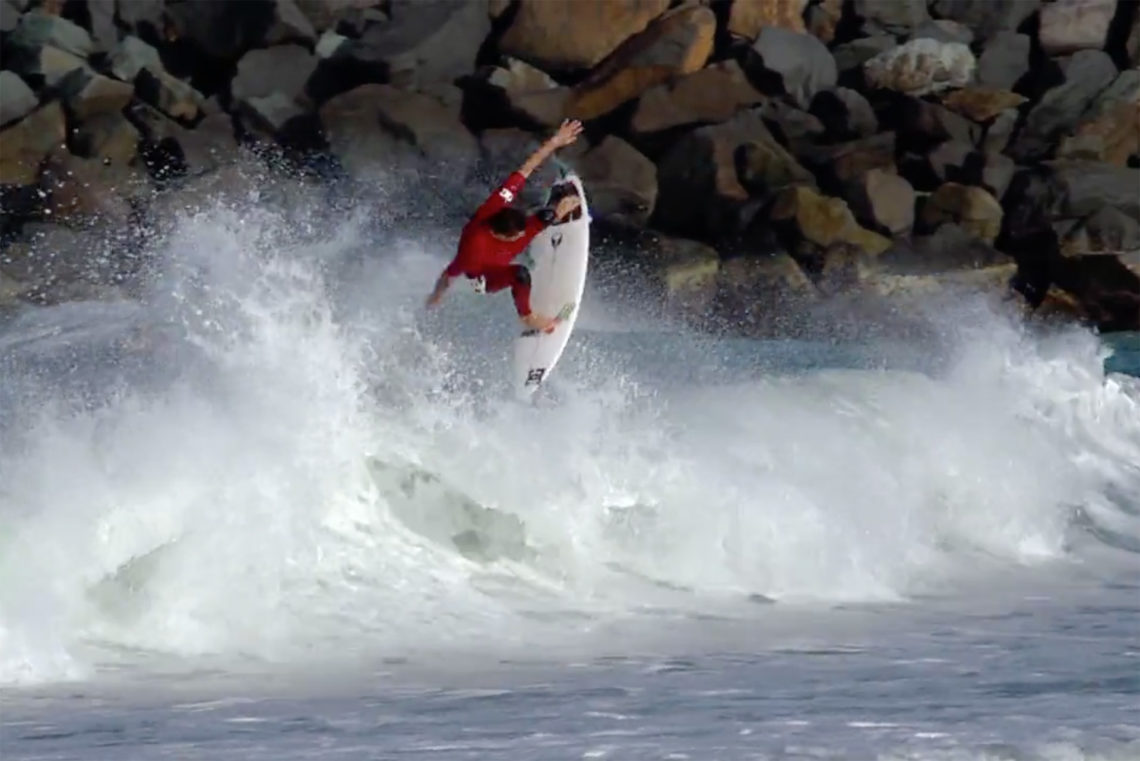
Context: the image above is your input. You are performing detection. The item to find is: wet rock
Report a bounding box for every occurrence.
[566,136,657,226]
[128,103,235,177]
[7,10,93,59]
[809,87,878,142]
[655,111,810,239]
[372,85,478,166]
[770,185,892,257]
[928,0,1040,41]
[0,222,118,293]
[940,87,1027,123]
[909,19,974,45]
[500,0,670,72]
[630,60,765,136]
[318,84,401,179]
[1039,0,1116,55]
[567,5,715,120]
[10,44,89,88]
[0,102,66,186]
[59,71,134,122]
[833,36,896,75]
[863,38,975,96]
[1061,206,1140,255]
[0,72,38,127]
[976,32,1030,90]
[343,0,490,88]
[1049,160,1140,221]
[745,26,837,108]
[109,36,162,82]
[1051,253,1140,331]
[36,150,137,228]
[116,0,164,39]
[879,222,1009,275]
[656,235,721,319]
[715,251,818,328]
[239,92,306,138]
[846,167,916,236]
[854,0,929,35]
[162,1,280,61]
[726,0,808,40]
[920,182,1003,242]
[1009,50,1118,162]
[266,0,318,46]
[135,66,206,124]
[231,44,318,104]
[73,112,141,167]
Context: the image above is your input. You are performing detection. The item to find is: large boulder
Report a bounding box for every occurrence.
[940,87,1027,124]
[1009,50,1118,162]
[925,141,1016,198]
[908,19,974,45]
[372,85,478,167]
[59,70,135,123]
[928,0,1040,41]
[6,10,93,60]
[975,32,1030,89]
[566,136,657,227]
[1050,254,1140,331]
[745,26,837,109]
[499,0,670,72]
[846,168,915,236]
[654,234,722,320]
[9,44,89,88]
[319,84,402,179]
[1057,70,1140,167]
[715,251,819,331]
[655,111,812,239]
[108,36,163,82]
[863,38,975,96]
[231,44,318,104]
[36,149,138,229]
[0,72,38,127]
[1039,0,1117,55]
[567,5,715,121]
[920,182,1004,243]
[769,185,893,260]
[1048,161,1140,221]
[265,0,318,46]
[877,222,1010,275]
[630,60,766,136]
[803,131,897,193]
[809,87,878,142]
[833,36,896,75]
[0,102,65,186]
[854,0,929,35]
[1060,206,1140,256]
[726,0,809,39]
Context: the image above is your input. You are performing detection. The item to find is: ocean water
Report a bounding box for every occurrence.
[1,176,1138,760]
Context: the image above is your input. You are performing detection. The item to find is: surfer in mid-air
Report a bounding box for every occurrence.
[425,119,584,334]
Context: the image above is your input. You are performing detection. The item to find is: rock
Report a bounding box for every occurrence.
[879,222,1009,274]
[982,108,1019,153]
[630,60,765,136]
[1050,253,1140,331]
[726,0,808,39]
[716,251,818,327]
[736,136,816,197]
[805,132,898,198]
[487,57,559,93]
[162,1,280,61]
[294,0,375,32]
[1061,207,1140,255]
[0,72,38,127]
[1039,0,1116,55]
[136,67,206,123]
[940,86,1027,123]
[231,44,318,104]
[909,19,974,45]
[567,5,715,121]
[655,111,811,238]
[753,99,825,157]
[809,87,878,142]
[315,30,348,58]
[976,31,1030,89]
[10,44,89,88]
[1049,160,1140,220]
[863,38,975,96]
[127,103,235,176]
[928,0,1040,40]
[833,36,896,75]
[345,0,490,88]
[846,167,916,236]
[109,36,163,83]
[266,0,318,46]
[922,182,1003,242]
[508,88,573,129]
[115,0,164,38]
[87,0,116,51]
[1,0,20,33]
[807,0,844,43]
[566,136,657,226]
[500,0,670,72]
[239,92,306,137]
[72,112,141,166]
[656,235,721,319]
[895,97,981,148]
[318,84,399,179]
[59,71,135,122]
[373,85,478,166]
[7,10,93,59]
[1010,50,1118,162]
[854,0,929,35]
[36,149,136,228]
[926,141,1017,198]
[0,102,66,186]
[770,185,893,257]
[1058,101,1140,166]
[745,26,837,109]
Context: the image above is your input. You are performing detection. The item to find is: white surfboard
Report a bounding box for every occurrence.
[511,173,590,397]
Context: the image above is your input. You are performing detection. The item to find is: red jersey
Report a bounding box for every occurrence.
[444,172,546,279]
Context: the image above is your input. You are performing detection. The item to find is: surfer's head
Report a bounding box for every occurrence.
[487,208,528,241]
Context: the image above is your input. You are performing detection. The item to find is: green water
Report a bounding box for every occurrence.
[1104,332,1140,378]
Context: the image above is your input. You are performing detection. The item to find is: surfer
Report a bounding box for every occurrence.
[425,119,584,334]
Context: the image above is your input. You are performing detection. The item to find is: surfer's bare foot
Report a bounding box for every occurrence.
[522,313,559,333]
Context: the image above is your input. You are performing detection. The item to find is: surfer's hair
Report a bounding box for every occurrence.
[487,208,528,237]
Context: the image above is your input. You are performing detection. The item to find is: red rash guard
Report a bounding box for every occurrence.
[444,172,547,316]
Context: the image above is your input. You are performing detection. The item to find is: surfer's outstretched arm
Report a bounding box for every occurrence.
[425,270,451,308]
[517,119,583,178]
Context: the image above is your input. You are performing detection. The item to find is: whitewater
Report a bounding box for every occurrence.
[1,164,1138,760]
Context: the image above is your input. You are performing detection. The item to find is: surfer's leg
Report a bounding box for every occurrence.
[481,265,532,316]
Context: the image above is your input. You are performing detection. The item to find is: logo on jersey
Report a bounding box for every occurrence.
[499,188,514,203]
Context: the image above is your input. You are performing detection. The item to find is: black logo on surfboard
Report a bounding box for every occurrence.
[525,368,546,386]
[551,233,563,248]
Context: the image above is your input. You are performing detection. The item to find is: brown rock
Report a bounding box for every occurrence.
[510,88,573,128]
[36,149,136,228]
[567,5,716,121]
[726,0,808,39]
[59,71,134,122]
[771,185,893,255]
[136,68,205,123]
[0,102,66,186]
[630,60,765,135]
[807,0,844,43]
[847,168,915,236]
[940,87,1027,123]
[1049,160,1140,221]
[716,251,818,330]
[374,85,478,165]
[1039,0,1116,55]
[13,45,88,88]
[566,136,657,226]
[921,182,1003,242]
[658,236,721,318]
[1058,100,1140,167]
[804,132,897,190]
[72,112,141,167]
[500,0,670,72]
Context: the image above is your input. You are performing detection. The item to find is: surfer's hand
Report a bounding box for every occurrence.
[553,195,580,221]
[548,119,583,149]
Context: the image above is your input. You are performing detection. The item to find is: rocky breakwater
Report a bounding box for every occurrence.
[1,0,1138,335]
